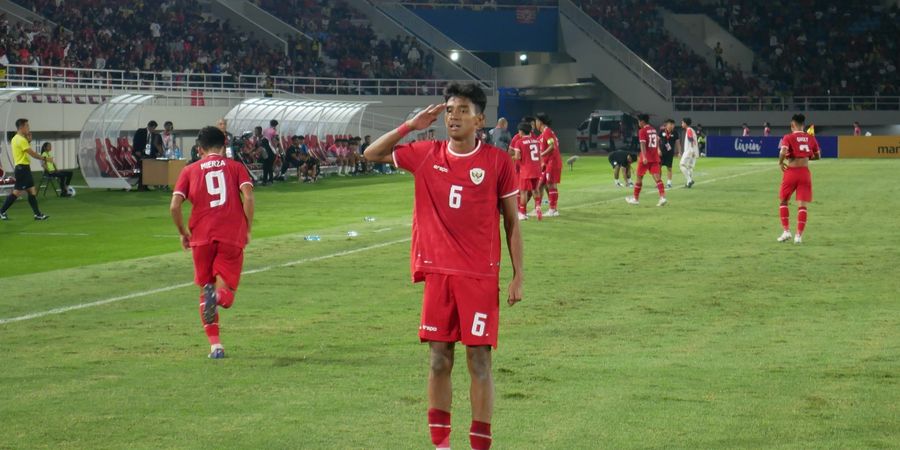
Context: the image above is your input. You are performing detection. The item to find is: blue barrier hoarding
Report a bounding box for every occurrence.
[707,136,838,158]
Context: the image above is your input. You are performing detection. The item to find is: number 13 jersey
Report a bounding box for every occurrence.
[174,154,253,248]
[393,140,518,282]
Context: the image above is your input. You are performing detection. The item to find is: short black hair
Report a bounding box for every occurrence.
[637,113,650,123]
[665,118,675,124]
[270,119,279,127]
[298,135,305,140]
[682,117,692,126]
[254,126,263,133]
[765,122,770,127]
[522,116,534,123]
[292,135,301,140]
[164,121,173,127]
[535,113,552,127]
[743,123,748,126]
[148,120,158,128]
[518,122,532,135]
[792,113,806,125]
[443,82,486,114]
[15,118,28,129]
[197,126,225,150]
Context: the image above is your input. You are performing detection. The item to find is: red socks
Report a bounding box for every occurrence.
[217,288,235,308]
[517,198,526,215]
[797,206,807,235]
[633,183,642,201]
[199,297,220,346]
[656,180,665,196]
[470,421,492,450]
[428,408,451,449]
[780,205,790,231]
[548,189,558,209]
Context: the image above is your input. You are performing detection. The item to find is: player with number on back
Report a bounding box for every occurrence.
[627,113,667,206]
[170,126,255,359]
[777,113,819,244]
[511,121,543,221]
[364,83,523,450]
[535,113,562,217]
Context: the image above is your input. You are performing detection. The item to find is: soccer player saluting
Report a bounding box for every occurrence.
[679,117,699,188]
[627,113,667,206]
[170,126,255,359]
[777,113,819,244]
[0,118,49,221]
[511,121,543,221]
[535,112,562,216]
[364,83,523,450]
[659,119,680,189]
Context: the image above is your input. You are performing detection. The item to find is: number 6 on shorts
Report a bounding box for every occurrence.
[471,312,488,336]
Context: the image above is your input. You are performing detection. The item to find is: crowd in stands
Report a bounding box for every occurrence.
[2,0,435,83]
[577,0,761,97]
[668,0,899,96]
[403,0,556,8]
[256,0,436,80]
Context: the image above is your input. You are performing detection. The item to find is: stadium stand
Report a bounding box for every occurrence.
[667,0,899,96]
[576,0,759,97]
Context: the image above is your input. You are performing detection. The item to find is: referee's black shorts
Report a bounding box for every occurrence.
[660,153,675,168]
[13,164,34,190]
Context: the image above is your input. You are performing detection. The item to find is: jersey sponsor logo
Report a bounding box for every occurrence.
[470,168,485,185]
[433,164,449,173]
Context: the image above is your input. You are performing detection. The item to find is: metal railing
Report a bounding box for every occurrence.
[673,96,900,112]
[399,1,558,8]
[1,64,482,96]
[558,0,672,100]
[376,2,497,84]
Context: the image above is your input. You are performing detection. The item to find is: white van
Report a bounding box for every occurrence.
[575,110,638,153]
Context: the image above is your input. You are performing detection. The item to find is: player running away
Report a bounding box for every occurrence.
[777,113,819,244]
[535,113,562,217]
[364,82,524,450]
[627,114,667,206]
[511,121,543,221]
[170,126,255,359]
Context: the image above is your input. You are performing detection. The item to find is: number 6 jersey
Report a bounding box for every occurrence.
[174,154,253,248]
[393,140,518,282]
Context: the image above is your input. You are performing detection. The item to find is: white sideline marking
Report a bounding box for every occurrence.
[19,232,90,237]
[0,238,411,325]
[565,165,775,210]
[374,227,393,233]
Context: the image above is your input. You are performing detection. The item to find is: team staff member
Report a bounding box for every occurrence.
[608,150,636,188]
[0,118,49,220]
[659,119,680,189]
[40,142,74,196]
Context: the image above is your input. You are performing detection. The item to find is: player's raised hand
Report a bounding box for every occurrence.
[507,276,523,306]
[408,104,444,131]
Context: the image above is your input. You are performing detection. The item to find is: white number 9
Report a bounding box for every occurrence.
[205,170,227,207]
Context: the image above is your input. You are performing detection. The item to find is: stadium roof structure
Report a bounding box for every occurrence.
[224,97,369,139]
[78,93,154,190]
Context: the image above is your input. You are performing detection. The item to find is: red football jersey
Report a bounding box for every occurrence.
[393,140,518,281]
[638,124,661,163]
[780,131,820,159]
[538,127,562,165]
[173,154,253,248]
[509,133,521,169]
[513,135,542,179]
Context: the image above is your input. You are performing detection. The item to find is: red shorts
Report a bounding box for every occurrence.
[637,160,661,177]
[542,160,562,184]
[192,241,244,290]
[519,176,540,192]
[419,273,500,348]
[780,167,812,202]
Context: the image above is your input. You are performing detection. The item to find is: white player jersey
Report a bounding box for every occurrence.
[682,127,700,156]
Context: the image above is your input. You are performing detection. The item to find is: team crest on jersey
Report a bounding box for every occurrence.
[469,168,485,185]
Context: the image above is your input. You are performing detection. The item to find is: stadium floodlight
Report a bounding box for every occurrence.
[519,53,528,63]
[450,51,460,62]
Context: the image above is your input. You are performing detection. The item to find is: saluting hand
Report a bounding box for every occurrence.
[408,104,444,131]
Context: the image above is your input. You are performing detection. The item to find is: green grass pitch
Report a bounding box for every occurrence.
[1,157,898,449]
